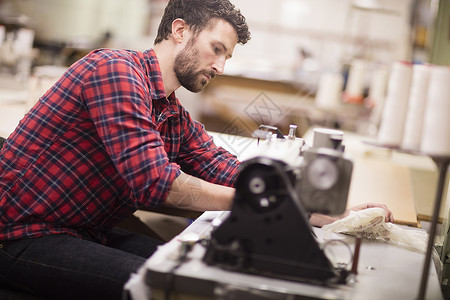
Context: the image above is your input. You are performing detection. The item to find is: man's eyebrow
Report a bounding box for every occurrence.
[216,41,233,59]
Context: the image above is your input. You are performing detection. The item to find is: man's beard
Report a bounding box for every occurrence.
[174,41,216,93]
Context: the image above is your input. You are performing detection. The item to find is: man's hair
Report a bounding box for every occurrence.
[154,0,250,45]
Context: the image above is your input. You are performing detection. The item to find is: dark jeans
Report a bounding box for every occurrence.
[0,228,163,300]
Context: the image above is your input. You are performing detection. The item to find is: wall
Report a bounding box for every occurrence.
[223,0,413,81]
[430,0,450,65]
[1,0,416,78]
[4,0,151,43]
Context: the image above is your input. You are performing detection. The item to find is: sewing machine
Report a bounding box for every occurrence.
[124,127,444,300]
[203,126,353,284]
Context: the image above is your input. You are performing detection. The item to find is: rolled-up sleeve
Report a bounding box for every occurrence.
[82,58,180,207]
[176,108,240,187]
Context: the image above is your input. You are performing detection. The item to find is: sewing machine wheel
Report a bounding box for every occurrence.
[306,157,339,190]
[236,159,288,213]
[204,157,339,284]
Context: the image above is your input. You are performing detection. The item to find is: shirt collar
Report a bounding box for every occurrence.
[144,49,177,102]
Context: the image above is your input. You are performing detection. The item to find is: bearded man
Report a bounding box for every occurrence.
[0,0,392,299]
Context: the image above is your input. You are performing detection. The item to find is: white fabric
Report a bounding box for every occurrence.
[322,207,428,253]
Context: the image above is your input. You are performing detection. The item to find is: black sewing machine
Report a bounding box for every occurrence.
[203,127,353,284]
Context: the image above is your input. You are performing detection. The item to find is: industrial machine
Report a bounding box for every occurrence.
[203,126,354,285]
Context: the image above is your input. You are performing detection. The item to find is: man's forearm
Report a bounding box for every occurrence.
[164,172,235,211]
[309,213,338,227]
[309,202,394,227]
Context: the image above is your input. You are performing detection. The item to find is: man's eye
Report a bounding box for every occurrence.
[213,46,220,53]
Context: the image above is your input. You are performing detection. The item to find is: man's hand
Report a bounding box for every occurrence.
[309,202,394,227]
[343,202,394,223]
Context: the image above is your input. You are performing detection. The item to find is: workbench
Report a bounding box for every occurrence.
[124,211,444,300]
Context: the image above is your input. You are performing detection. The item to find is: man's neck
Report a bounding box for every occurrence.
[153,43,181,97]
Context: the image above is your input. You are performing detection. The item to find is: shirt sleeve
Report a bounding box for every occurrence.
[176,107,240,187]
[81,57,180,207]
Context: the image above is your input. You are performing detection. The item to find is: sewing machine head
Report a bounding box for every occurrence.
[203,125,354,284]
[250,126,353,215]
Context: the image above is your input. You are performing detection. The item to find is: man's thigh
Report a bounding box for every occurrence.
[105,227,162,258]
[0,234,148,300]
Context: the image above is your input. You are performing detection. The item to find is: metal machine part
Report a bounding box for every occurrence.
[203,126,353,285]
[288,124,298,140]
[307,157,339,190]
[203,157,347,285]
[298,147,353,215]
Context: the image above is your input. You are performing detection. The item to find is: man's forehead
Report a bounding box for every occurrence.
[200,19,238,52]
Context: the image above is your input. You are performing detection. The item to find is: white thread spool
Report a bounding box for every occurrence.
[377,61,413,147]
[420,65,450,156]
[343,59,367,104]
[367,65,389,128]
[402,64,430,151]
[0,26,5,47]
[368,65,389,104]
[315,72,344,109]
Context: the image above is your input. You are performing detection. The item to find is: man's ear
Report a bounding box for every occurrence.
[171,18,187,44]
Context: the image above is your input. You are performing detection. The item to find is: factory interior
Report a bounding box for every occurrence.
[0,0,450,299]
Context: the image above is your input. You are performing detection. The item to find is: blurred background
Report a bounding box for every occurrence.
[0,0,447,139]
[0,0,448,221]
[1,0,450,290]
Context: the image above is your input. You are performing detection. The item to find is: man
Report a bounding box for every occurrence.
[0,0,392,299]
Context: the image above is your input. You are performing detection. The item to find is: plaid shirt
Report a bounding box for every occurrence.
[0,49,239,243]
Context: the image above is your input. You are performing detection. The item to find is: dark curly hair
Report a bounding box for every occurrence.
[154,0,250,45]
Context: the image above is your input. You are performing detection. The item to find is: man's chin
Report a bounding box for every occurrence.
[183,80,209,93]
[183,85,202,93]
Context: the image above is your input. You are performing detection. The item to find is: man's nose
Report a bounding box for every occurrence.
[212,57,226,75]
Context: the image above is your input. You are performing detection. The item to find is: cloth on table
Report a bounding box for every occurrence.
[322,207,428,253]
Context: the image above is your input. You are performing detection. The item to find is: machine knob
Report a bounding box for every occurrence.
[306,157,339,190]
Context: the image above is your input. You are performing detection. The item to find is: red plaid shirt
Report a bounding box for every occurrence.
[0,49,239,243]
